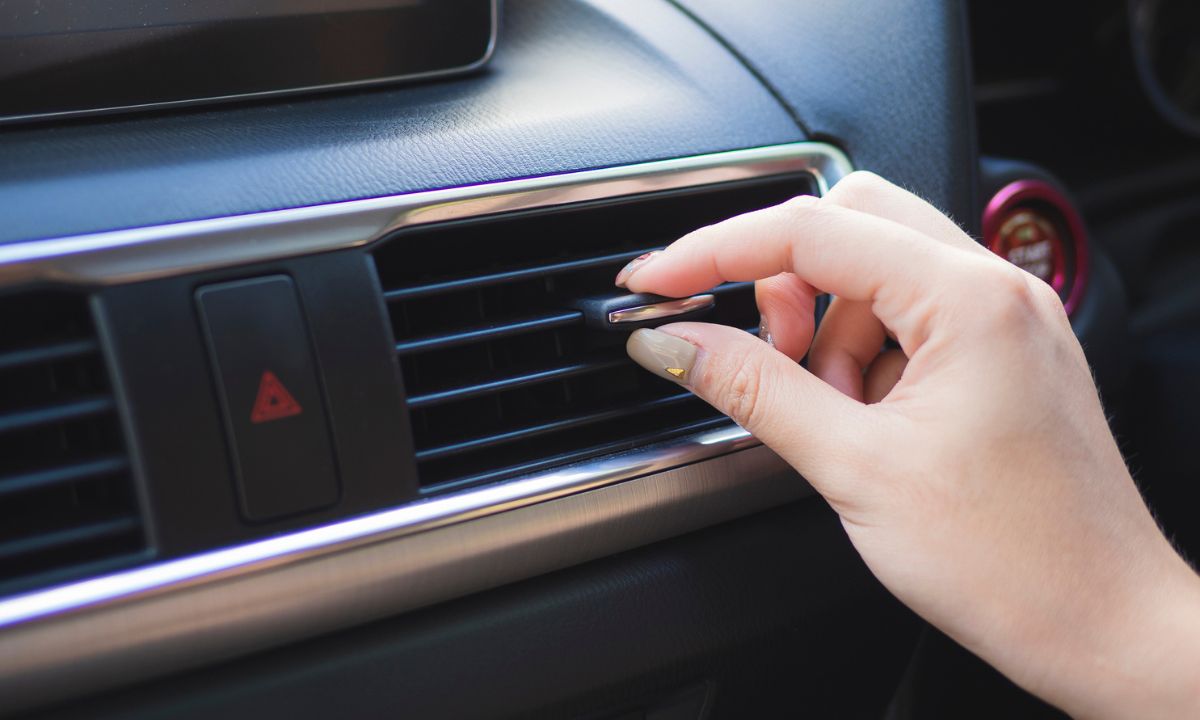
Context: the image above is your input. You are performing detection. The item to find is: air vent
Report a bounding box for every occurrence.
[0,291,145,592]
[375,175,815,491]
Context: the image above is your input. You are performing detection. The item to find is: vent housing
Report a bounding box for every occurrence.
[376,175,815,492]
[0,291,146,593]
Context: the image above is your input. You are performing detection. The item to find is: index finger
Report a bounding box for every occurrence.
[623,196,968,328]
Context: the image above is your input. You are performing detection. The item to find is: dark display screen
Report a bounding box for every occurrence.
[0,0,496,122]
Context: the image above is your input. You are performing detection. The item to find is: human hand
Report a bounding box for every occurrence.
[619,172,1200,719]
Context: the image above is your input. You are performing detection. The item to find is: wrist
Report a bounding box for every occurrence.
[1054,540,1200,719]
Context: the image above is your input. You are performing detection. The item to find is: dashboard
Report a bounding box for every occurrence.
[0,1,1191,718]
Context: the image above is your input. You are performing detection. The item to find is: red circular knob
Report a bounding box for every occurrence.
[983,179,1089,315]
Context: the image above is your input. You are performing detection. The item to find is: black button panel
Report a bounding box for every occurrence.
[196,276,339,521]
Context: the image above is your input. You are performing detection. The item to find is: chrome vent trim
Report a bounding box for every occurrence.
[0,142,851,714]
[0,142,850,286]
[0,423,757,630]
[376,175,812,490]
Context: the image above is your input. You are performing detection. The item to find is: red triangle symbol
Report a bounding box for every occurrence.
[250,370,303,424]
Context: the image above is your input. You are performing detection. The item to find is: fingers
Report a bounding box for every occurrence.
[621,195,962,351]
[761,173,985,392]
[754,272,815,361]
[767,174,982,386]
[752,173,983,371]
[808,297,887,401]
[625,324,872,479]
[863,349,909,404]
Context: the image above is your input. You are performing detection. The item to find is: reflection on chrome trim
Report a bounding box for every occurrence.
[608,294,715,324]
[0,423,757,629]
[0,142,851,285]
[0,141,849,712]
[0,443,808,715]
[0,141,847,625]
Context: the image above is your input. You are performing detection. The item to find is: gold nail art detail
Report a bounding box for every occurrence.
[626,328,697,383]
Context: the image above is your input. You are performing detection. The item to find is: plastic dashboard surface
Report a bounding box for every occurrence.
[0,0,801,245]
[675,0,979,229]
[0,141,846,715]
[0,0,974,715]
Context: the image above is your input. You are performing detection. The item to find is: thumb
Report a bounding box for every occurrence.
[625,323,872,478]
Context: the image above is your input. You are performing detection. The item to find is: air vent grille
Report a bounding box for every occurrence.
[375,175,815,491]
[0,291,145,592]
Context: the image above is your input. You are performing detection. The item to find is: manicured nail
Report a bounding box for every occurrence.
[614,251,658,288]
[758,316,775,347]
[626,328,697,384]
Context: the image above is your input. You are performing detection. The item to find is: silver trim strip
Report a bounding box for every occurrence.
[0,141,850,713]
[608,294,715,324]
[0,424,757,630]
[0,142,851,285]
[0,443,812,714]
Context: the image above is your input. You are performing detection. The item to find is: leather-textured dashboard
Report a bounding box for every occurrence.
[0,0,978,247]
[0,0,976,716]
[0,0,802,244]
[674,0,979,229]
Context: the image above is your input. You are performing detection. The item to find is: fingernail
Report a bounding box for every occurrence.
[758,316,775,347]
[626,328,697,384]
[614,251,658,288]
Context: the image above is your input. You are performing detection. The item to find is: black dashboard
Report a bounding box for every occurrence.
[1,1,1185,718]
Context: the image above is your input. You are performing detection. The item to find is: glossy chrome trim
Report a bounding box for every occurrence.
[0,423,755,629]
[0,141,849,713]
[0,0,500,126]
[608,294,715,324]
[0,142,851,286]
[0,438,814,714]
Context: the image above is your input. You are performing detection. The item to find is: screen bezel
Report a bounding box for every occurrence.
[0,0,498,125]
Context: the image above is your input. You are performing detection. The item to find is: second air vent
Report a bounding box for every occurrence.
[374,175,815,491]
[0,291,146,593]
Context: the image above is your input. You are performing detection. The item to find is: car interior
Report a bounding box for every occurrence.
[0,1,1196,717]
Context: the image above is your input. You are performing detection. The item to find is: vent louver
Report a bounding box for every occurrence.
[375,175,815,491]
[0,291,145,592]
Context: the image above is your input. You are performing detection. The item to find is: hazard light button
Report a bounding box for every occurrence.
[196,276,339,521]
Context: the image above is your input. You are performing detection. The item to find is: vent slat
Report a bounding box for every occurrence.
[394,311,583,356]
[415,392,694,463]
[376,173,816,490]
[0,290,145,593]
[0,456,130,498]
[384,249,652,302]
[0,395,116,435]
[0,516,140,562]
[0,338,100,372]
[428,415,735,493]
[406,357,629,409]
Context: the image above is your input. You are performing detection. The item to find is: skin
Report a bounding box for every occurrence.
[619,171,1200,719]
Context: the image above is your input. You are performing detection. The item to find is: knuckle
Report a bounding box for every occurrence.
[1029,277,1065,311]
[983,265,1043,326]
[778,193,821,216]
[718,356,766,429]
[995,265,1032,297]
[825,170,888,207]
[839,170,888,191]
[778,193,837,231]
